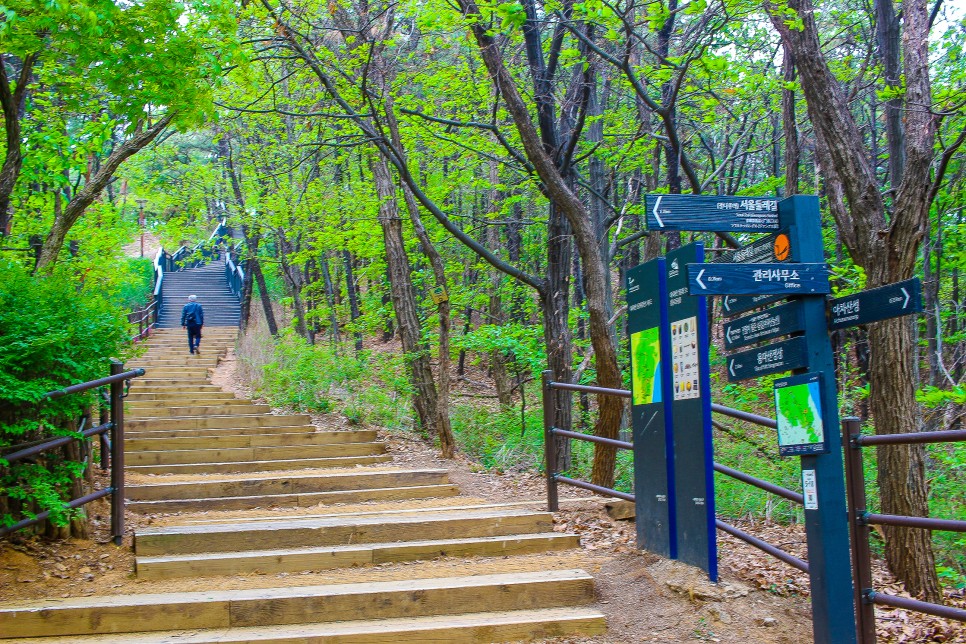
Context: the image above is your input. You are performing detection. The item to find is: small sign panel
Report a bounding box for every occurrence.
[774,373,829,457]
[723,301,805,351]
[687,263,831,297]
[802,470,819,510]
[726,336,808,382]
[721,293,786,318]
[646,195,779,232]
[430,286,449,304]
[827,278,923,330]
[713,230,795,265]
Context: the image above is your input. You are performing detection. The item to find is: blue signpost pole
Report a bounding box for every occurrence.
[781,196,857,643]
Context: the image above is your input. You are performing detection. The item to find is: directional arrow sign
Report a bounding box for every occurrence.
[726,336,808,382]
[723,301,806,351]
[827,278,923,330]
[713,230,796,264]
[687,263,830,297]
[722,294,786,318]
[646,195,779,232]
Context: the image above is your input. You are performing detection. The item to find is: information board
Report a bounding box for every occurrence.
[713,230,796,265]
[665,244,717,580]
[645,194,779,232]
[627,258,674,559]
[774,372,829,456]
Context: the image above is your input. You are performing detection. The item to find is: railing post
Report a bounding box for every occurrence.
[109,360,125,546]
[542,370,559,512]
[99,399,110,470]
[842,417,876,643]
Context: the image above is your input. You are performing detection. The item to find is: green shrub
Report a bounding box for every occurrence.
[0,260,132,528]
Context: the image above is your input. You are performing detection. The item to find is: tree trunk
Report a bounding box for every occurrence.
[0,53,36,235]
[251,259,279,337]
[767,0,941,601]
[371,155,439,436]
[781,48,800,196]
[36,115,173,270]
[276,228,312,343]
[342,249,364,351]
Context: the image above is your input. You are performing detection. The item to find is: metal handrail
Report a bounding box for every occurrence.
[843,417,966,640]
[541,374,810,577]
[0,362,142,544]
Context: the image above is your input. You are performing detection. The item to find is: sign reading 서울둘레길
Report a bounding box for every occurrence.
[646,195,779,232]
[687,263,831,297]
[826,278,922,330]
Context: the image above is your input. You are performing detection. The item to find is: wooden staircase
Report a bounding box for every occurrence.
[0,328,605,642]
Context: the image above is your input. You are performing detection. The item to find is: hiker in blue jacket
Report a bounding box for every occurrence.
[181,294,205,354]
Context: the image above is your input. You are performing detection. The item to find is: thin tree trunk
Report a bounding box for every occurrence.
[781,48,800,196]
[251,259,279,337]
[342,249,363,351]
[371,155,439,437]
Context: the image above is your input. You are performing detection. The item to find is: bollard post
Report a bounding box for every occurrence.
[842,417,877,643]
[109,361,125,546]
[542,370,559,512]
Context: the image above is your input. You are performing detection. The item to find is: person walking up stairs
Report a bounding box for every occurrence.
[0,328,606,642]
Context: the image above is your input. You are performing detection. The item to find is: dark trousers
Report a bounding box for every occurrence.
[186,325,202,353]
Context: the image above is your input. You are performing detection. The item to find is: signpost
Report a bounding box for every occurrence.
[722,293,785,317]
[645,194,779,232]
[723,301,805,351]
[827,278,922,330]
[725,336,808,382]
[665,244,716,580]
[626,258,675,559]
[687,262,831,296]
[713,229,796,264]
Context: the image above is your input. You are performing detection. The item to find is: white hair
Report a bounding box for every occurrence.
[188,294,197,301]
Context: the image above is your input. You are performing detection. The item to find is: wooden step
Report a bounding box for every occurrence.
[125,424,318,438]
[126,397,252,408]
[135,507,557,555]
[128,453,392,475]
[0,607,606,643]
[126,430,376,451]
[127,483,459,513]
[126,441,387,466]
[127,470,448,502]
[0,570,596,638]
[127,404,272,418]
[136,533,580,579]
[125,391,236,401]
[127,414,312,431]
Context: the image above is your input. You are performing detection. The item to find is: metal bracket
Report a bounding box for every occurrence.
[855,510,870,526]
[861,588,876,604]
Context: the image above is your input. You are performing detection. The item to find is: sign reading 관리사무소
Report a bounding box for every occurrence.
[687,263,830,297]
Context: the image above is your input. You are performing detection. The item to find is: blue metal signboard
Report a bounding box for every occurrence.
[723,301,805,351]
[827,278,923,330]
[665,244,717,581]
[713,229,797,265]
[627,258,675,559]
[721,293,786,318]
[645,194,779,232]
[686,263,830,296]
[726,336,808,382]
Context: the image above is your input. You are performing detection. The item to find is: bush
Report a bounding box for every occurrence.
[0,260,133,529]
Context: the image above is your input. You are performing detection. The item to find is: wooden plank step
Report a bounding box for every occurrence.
[127,404,273,418]
[125,391,237,401]
[127,414,312,430]
[0,607,605,643]
[0,570,596,638]
[126,442,387,466]
[126,398,255,409]
[136,533,580,578]
[125,425,319,438]
[136,507,556,555]
[126,430,377,451]
[126,483,460,513]
[128,453,392,475]
[128,470,447,501]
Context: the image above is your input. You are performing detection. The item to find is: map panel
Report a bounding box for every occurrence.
[631,327,663,405]
[774,373,827,456]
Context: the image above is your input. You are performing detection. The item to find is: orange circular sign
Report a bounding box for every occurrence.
[774,234,791,261]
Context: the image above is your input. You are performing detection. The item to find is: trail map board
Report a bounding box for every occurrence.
[626,258,674,558]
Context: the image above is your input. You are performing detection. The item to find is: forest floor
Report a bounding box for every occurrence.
[2,347,965,643]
